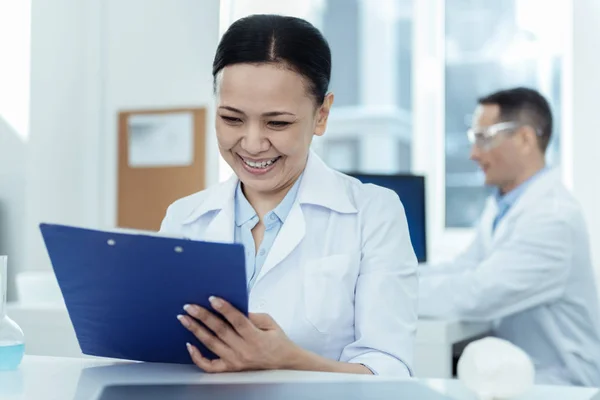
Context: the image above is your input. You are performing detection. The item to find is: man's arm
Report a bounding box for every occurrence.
[419,213,571,320]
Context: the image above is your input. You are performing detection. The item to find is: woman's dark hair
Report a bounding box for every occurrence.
[213,14,332,105]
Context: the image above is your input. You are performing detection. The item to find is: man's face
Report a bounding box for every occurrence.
[469,104,525,190]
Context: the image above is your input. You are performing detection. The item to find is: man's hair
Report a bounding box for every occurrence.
[478,87,553,153]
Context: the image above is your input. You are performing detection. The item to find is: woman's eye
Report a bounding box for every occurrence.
[221,116,242,124]
[268,121,291,128]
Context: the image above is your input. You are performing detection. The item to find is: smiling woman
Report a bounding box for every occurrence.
[215,61,331,208]
[213,14,333,209]
[159,14,418,377]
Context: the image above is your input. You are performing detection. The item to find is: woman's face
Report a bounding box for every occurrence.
[215,63,333,196]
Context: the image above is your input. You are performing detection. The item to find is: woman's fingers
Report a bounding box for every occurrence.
[208,297,257,338]
[184,302,251,345]
[248,313,277,330]
[177,314,236,360]
[186,343,229,373]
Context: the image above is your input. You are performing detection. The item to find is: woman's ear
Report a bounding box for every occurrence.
[314,93,334,137]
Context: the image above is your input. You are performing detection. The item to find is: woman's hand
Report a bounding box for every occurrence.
[178,296,302,373]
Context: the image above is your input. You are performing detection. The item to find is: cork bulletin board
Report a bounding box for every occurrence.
[117,107,206,231]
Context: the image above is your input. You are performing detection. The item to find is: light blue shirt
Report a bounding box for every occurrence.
[492,167,549,232]
[234,177,302,289]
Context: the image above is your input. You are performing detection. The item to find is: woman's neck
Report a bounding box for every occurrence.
[242,175,300,219]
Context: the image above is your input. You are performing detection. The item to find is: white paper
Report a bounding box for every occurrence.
[128,112,194,167]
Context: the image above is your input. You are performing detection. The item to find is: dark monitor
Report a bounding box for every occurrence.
[348,173,427,263]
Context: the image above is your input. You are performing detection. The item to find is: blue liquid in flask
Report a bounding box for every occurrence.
[0,343,25,371]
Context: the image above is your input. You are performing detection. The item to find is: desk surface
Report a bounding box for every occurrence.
[0,356,597,400]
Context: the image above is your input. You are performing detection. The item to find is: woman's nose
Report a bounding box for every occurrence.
[241,123,269,154]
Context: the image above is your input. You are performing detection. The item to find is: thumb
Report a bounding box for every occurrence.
[249,313,277,330]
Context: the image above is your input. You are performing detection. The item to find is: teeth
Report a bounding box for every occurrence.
[243,157,278,169]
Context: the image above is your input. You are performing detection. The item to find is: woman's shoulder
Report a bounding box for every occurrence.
[332,171,404,214]
[163,180,232,223]
[166,190,209,215]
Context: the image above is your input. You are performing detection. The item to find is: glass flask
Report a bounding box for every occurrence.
[0,256,25,370]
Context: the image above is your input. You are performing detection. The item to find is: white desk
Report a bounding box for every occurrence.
[7,303,491,378]
[0,356,597,400]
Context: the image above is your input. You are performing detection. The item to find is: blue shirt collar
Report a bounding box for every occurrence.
[234,175,303,227]
[235,184,256,227]
[494,167,549,210]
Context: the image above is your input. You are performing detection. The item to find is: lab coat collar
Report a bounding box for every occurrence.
[493,167,550,209]
[180,150,357,284]
[489,167,561,240]
[181,174,238,225]
[182,150,357,226]
[501,167,560,215]
[297,150,358,214]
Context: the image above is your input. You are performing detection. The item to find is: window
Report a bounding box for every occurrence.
[444,0,567,227]
[219,0,413,177]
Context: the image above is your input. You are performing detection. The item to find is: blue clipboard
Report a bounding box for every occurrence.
[39,223,248,364]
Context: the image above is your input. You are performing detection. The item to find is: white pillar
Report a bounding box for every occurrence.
[358,0,400,106]
[0,0,30,299]
[357,0,402,173]
[26,0,97,272]
[412,0,447,260]
[566,0,600,277]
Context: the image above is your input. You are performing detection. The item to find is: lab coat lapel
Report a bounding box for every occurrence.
[480,198,497,250]
[489,168,559,245]
[253,151,356,284]
[501,169,558,221]
[255,202,306,283]
[185,175,237,244]
[201,199,235,243]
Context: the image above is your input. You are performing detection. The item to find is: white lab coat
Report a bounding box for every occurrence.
[159,152,418,376]
[419,169,600,386]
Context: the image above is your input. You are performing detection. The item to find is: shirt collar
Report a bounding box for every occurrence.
[234,183,256,227]
[234,174,303,227]
[272,173,302,222]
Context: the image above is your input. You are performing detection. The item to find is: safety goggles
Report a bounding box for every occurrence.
[467,121,523,151]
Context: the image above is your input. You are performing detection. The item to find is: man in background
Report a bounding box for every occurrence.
[419,87,600,386]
